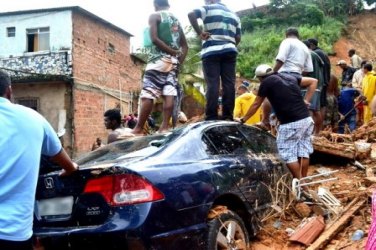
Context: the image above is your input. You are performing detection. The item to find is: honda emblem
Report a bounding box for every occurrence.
[44,177,54,189]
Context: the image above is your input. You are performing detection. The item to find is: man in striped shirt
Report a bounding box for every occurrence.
[188,0,241,121]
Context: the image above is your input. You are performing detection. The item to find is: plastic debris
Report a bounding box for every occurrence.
[351,229,364,241]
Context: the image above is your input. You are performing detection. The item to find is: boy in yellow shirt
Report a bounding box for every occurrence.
[233,81,261,125]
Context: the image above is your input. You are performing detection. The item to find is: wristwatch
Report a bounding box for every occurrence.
[240,117,245,124]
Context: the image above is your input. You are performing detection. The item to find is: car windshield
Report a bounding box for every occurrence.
[75,128,185,166]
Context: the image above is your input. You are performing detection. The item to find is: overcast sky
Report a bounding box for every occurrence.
[1,0,269,49]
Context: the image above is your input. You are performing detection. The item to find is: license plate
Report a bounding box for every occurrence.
[36,196,74,217]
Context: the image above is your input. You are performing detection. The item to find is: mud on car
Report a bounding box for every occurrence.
[34,121,288,250]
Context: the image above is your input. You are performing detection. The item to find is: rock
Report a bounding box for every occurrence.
[312,205,326,216]
[295,202,312,218]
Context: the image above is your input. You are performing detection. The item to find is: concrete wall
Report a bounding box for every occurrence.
[71,11,143,156]
[12,81,73,155]
[0,10,72,57]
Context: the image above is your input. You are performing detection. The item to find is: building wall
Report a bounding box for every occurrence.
[12,81,73,154]
[0,10,72,57]
[71,11,143,156]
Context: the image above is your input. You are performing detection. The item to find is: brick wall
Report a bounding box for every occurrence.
[71,11,143,156]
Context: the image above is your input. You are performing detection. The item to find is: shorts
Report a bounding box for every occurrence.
[301,89,321,111]
[140,69,178,100]
[276,117,314,163]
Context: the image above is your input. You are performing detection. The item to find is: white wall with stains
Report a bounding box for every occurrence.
[0,10,72,57]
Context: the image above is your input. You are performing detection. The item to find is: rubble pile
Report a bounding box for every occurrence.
[249,120,376,250]
[313,117,376,160]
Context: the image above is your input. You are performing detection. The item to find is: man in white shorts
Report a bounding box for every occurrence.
[132,0,188,135]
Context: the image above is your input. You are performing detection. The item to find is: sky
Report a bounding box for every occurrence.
[1,0,269,50]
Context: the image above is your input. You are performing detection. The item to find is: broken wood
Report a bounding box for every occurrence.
[312,136,356,159]
[306,197,365,250]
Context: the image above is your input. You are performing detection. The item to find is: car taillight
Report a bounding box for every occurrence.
[83,174,164,206]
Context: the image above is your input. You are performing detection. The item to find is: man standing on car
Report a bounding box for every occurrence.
[188,0,241,121]
[236,65,317,179]
[0,70,78,250]
[132,0,188,135]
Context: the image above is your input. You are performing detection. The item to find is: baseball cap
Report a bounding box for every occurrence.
[240,81,251,90]
[255,64,273,77]
[336,60,347,66]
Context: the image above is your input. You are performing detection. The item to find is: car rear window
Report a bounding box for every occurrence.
[76,134,171,165]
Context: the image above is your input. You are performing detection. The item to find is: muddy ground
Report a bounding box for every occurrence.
[249,154,373,250]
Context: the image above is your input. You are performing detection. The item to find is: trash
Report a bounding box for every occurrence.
[351,229,364,241]
[273,219,282,229]
[316,167,333,176]
[353,160,366,170]
[311,187,343,216]
[289,215,325,246]
[292,170,338,200]
[285,227,295,236]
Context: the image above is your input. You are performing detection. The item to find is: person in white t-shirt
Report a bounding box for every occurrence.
[273,27,313,76]
[257,27,314,130]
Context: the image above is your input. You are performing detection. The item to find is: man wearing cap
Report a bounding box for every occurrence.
[236,65,317,179]
[233,81,261,125]
[337,60,356,86]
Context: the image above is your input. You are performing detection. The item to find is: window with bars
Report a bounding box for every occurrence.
[7,27,15,37]
[27,27,50,52]
[16,98,39,111]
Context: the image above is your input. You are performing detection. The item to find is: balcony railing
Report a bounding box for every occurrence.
[0,50,72,81]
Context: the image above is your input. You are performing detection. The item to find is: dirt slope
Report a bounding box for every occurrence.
[331,10,376,75]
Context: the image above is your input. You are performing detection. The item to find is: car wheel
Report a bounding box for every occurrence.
[207,210,249,250]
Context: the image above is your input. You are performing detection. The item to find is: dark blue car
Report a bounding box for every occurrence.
[34,121,288,250]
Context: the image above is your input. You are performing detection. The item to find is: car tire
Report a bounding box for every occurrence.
[206,210,249,250]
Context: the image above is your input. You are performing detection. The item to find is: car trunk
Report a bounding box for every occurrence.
[34,166,115,227]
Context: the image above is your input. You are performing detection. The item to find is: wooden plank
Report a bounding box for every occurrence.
[306,197,365,250]
[312,136,356,159]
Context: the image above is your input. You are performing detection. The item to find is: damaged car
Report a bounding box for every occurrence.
[34,121,288,250]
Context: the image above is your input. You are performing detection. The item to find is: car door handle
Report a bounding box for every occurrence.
[229,163,246,170]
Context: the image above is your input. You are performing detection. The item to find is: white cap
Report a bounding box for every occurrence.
[336,60,347,66]
[255,64,273,77]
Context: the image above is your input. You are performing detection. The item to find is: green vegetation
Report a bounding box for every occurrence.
[236,0,355,78]
[237,17,344,79]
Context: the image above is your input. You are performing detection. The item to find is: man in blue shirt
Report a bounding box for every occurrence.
[337,82,361,133]
[188,0,241,121]
[0,70,77,250]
